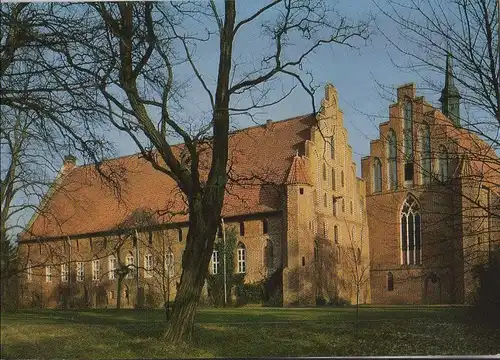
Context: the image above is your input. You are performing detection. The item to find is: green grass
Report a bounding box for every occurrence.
[1,306,499,358]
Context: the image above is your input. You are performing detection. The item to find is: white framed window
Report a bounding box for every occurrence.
[108,255,116,280]
[126,253,135,279]
[92,259,100,281]
[401,194,422,265]
[61,263,69,282]
[27,260,33,282]
[144,253,153,278]
[165,250,174,274]
[211,250,219,274]
[76,262,84,282]
[46,265,52,282]
[237,243,246,274]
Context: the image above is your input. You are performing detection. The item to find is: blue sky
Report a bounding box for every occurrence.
[106,0,448,176]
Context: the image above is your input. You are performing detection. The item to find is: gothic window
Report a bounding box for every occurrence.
[324,193,328,208]
[342,198,345,212]
[387,129,398,190]
[108,255,116,280]
[373,158,382,192]
[334,225,339,244]
[144,253,153,278]
[126,252,135,279]
[438,145,449,182]
[404,101,413,161]
[237,243,246,273]
[332,196,337,216]
[420,122,432,184]
[401,194,422,265]
[239,221,245,236]
[332,169,336,190]
[76,262,84,282]
[61,263,69,282]
[46,265,52,282]
[211,250,219,274]
[341,170,345,187]
[322,163,327,181]
[387,272,394,291]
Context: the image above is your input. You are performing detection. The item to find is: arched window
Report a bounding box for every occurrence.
[332,169,336,190]
[404,101,414,161]
[323,193,327,208]
[239,221,245,236]
[322,163,327,181]
[237,243,246,273]
[329,136,335,159]
[166,249,174,274]
[108,255,116,280]
[438,145,448,182]
[262,219,269,234]
[332,196,337,216]
[27,260,33,282]
[401,195,422,265]
[126,252,135,279]
[264,240,273,270]
[373,158,382,192]
[76,262,84,282]
[144,253,153,278]
[420,122,431,184]
[387,272,394,291]
[341,170,345,187]
[387,129,398,190]
[334,225,339,244]
[342,198,345,212]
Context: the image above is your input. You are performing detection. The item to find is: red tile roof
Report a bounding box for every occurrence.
[286,154,313,185]
[23,114,315,240]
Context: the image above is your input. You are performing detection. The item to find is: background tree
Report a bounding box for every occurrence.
[31,0,370,342]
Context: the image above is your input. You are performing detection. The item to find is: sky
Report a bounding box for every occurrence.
[106,0,449,176]
[8,0,456,234]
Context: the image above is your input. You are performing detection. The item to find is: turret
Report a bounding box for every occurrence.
[439,52,461,127]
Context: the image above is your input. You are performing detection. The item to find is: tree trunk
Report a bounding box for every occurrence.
[116,275,123,310]
[165,197,220,343]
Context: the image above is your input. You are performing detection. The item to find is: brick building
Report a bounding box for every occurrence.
[361,55,500,304]
[17,83,370,308]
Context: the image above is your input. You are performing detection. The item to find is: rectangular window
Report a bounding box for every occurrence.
[211,250,219,275]
[109,257,116,280]
[76,262,84,282]
[332,197,337,216]
[46,266,52,283]
[237,248,246,273]
[92,259,100,281]
[61,263,69,282]
[144,254,153,278]
[27,262,33,282]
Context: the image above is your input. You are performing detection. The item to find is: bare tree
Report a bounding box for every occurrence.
[375,0,499,127]
[6,1,370,341]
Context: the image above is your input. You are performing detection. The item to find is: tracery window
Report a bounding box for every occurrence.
[401,195,422,265]
[373,158,382,192]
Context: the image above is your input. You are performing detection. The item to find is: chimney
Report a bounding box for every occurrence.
[62,154,77,175]
[266,119,273,129]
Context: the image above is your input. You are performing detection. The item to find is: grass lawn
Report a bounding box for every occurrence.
[1,306,499,358]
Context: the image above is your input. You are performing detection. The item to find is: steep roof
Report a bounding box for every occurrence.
[286,154,313,185]
[23,114,315,240]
